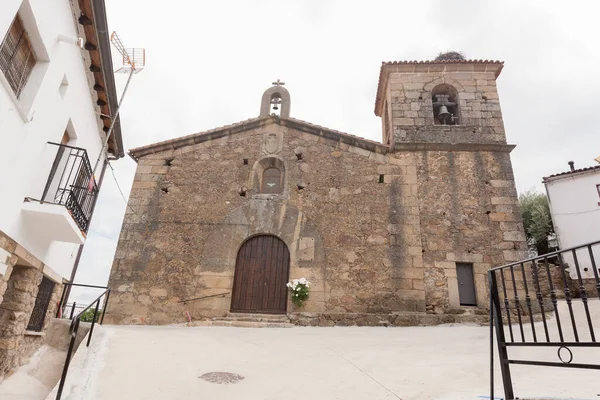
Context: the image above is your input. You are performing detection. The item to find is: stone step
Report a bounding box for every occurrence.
[212,320,294,328]
[186,312,294,328]
[187,320,294,328]
[445,307,488,316]
[221,313,290,323]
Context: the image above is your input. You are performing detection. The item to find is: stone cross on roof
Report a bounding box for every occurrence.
[272,79,285,86]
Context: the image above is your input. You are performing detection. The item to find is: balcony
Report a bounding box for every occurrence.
[21,143,99,244]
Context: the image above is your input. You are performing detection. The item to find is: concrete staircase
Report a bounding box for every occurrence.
[188,313,294,328]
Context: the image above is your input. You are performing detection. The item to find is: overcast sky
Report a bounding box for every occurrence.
[69,0,600,304]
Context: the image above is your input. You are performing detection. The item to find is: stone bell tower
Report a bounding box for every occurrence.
[374,60,505,147]
[373,58,528,314]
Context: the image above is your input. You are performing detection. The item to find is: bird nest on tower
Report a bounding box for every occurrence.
[434,51,466,61]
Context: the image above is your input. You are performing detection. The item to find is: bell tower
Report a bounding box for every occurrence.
[260,79,291,118]
[374,60,505,147]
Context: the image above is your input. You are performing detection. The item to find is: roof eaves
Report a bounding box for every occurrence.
[128,115,390,161]
[128,116,273,160]
[374,59,505,116]
[90,0,124,158]
[543,165,600,183]
[282,117,389,154]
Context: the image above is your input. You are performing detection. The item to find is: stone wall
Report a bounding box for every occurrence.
[0,265,42,376]
[105,114,529,326]
[107,122,428,325]
[0,230,64,379]
[416,150,527,313]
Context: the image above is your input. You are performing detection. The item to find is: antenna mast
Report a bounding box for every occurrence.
[89,32,145,187]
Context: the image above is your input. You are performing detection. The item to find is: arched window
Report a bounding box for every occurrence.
[431,84,459,125]
[261,167,282,194]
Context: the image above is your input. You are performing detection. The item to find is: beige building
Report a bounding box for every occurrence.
[106,59,527,326]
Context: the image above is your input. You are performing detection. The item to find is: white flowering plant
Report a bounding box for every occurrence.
[286,277,311,307]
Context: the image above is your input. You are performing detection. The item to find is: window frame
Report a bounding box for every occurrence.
[261,167,283,194]
[0,1,50,122]
[0,14,37,98]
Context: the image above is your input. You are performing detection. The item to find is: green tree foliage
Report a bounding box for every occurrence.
[519,190,554,255]
[79,308,101,323]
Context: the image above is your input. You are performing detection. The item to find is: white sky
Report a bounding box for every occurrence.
[69,0,600,304]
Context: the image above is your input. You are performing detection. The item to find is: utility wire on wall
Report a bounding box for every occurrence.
[107,161,141,219]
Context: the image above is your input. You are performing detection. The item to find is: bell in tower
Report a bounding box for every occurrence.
[260,79,291,118]
[432,94,457,125]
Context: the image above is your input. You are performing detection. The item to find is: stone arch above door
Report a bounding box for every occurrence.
[199,202,324,274]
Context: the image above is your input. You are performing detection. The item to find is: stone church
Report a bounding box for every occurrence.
[106,59,528,326]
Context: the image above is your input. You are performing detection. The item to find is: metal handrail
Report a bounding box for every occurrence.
[489,239,600,271]
[178,292,230,304]
[55,283,111,400]
[46,141,92,152]
[67,290,108,335]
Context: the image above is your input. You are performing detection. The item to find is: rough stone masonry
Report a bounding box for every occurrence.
[105,59,528,326]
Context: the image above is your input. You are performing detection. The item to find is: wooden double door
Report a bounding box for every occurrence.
[230,235,290,314]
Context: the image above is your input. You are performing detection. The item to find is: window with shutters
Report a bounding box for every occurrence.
[0,14,37,98]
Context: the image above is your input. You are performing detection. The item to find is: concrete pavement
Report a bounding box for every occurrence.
[58,302,600,399]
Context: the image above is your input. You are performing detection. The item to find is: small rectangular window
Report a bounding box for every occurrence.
[0,14,37,97]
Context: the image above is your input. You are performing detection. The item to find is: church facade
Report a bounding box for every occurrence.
[106,59,528,326]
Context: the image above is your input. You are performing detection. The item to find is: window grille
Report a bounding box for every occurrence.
[0,15,36,98]
[26,277,55,332]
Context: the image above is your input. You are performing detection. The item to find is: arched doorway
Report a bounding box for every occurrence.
[230,235,290,314]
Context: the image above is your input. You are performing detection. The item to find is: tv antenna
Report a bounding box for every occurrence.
[90,32,145,188]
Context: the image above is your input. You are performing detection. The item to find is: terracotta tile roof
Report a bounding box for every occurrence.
[543,165,600,182]
[381,59,504,65]
[374,59,504,116]
[128,115,388,160]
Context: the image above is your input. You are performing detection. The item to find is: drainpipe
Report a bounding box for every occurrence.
[63,159,109,311]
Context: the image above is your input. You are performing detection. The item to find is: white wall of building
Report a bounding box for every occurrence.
[545,169,600,279]
[0,0,107,280]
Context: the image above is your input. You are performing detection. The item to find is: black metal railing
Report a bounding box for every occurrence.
[489,240,600,399]
[42,142,99,233]
[55,283,111,400]
[60,302,89,320]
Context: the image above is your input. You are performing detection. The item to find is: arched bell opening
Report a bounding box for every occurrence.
[259,81,291,118]
[431,84,460,125]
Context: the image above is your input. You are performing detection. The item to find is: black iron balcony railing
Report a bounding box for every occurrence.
[41,142,99,233]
